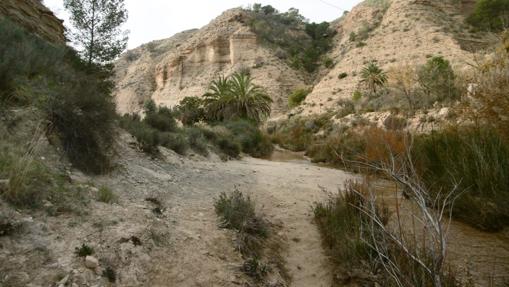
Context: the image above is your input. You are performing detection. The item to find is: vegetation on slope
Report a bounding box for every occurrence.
[0,19,117,174]
[467,0,509,32]
[121,73,274,159]
[247,4,336,72]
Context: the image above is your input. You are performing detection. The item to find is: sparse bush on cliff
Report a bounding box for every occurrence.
[248,5,335,72]
[288,88,310,108]
[467,0,509,32]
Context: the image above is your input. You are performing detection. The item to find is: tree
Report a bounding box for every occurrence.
[417,56,457,103]
[361,61,387,95]
[467,0,509,32]
[203,73,273,123]
[64,0,129,65]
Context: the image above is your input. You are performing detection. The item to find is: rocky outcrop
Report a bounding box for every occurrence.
[0,0,65,43]
[114,9,308,115]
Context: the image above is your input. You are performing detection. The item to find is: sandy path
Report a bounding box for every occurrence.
[132,152,353,286]
[232,158,352,286]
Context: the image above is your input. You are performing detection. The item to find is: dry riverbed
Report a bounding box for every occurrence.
[1,139,508,286]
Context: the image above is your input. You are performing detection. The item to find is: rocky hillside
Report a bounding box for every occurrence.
[0,0,65,43]
[300,0,490,115]
[114,8,309,115]
[114,0,495,118]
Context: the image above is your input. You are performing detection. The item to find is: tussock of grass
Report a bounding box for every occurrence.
[97,186,117,204]
[214,190,276,281]
[413,126,509,231]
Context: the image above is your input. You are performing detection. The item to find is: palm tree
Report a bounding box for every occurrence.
[203,75,231,120]
[203,73,272,123]
[361,61,387,95]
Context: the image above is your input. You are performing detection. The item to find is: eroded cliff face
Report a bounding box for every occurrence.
[114,9,308,115]
[0,0,65,43]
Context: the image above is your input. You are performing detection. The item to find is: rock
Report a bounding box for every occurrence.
[0,0,65,43]
[85,256,99,269]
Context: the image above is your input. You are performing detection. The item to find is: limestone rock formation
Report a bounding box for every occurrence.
[0,0,65,43]
[114,8,308,115]
[114,0,493,118]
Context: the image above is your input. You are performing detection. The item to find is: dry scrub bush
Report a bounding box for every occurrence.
[469,32,509,138]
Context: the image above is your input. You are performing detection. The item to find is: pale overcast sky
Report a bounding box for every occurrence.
[43,0,361,49]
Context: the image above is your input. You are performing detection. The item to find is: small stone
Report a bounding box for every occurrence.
[58,275,69,285]
[85,256,99,269]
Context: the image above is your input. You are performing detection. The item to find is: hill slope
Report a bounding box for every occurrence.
[114,0,495,119]
[114,8,309,115]
[300,0,490,115]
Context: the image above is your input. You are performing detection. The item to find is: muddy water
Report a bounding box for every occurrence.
[267,149,509,287]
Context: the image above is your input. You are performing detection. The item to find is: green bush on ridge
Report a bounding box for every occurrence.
[248,4,336,72]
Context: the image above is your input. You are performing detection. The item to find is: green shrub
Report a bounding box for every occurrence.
[314,181,373,271]
[0,151,53,208]
[288,89,310,108]
[417,56,458,105]
[223,120,274,158]
[97,186,117,204]
[159,132,189,155]
[144,104,178,133]
[214,189,268,258]
[324,58,334,68]
[467,0,509,32]
[75,244,94,257]
[120,115,161,154]
[175,96,205,125]
[0,19,117,174]
[216,137,241,159]
[270,117,314,152]
[352,90,363,101]
[338,72,348,79]
[0,19,65,105]
[412,126,509,231]
[184,128,209,156]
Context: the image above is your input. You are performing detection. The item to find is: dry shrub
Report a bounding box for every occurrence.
[362,127,406,164]
[307,126,406,170]
[470,32,509,138]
